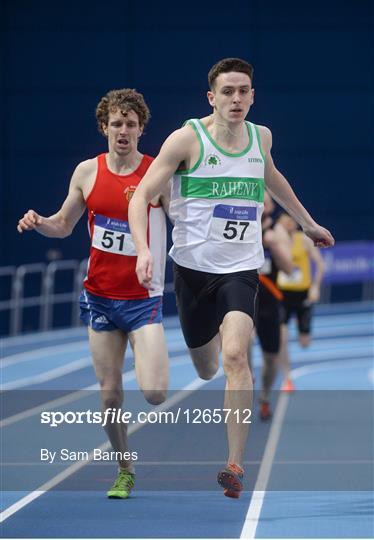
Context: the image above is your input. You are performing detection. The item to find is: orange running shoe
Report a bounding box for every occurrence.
[217,463,244,498]
[259,400,272,421]
[281,378,295,393]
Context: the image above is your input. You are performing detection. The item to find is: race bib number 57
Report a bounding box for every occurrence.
[92,214,136,256]
[210,204,258,243]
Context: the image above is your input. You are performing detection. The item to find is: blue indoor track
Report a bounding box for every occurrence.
[1,302,373,539]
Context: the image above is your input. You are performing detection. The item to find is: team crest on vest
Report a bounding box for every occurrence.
[124,185,137,201]
[204,153,221,168]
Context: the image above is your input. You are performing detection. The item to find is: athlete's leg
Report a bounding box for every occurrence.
[219,311,254,467]
[128,322,168,405]
[173,262,221,379]
[255,303,280,405]
[260,352,277,400]
[88,327,134,472]
[247,329,256,378]
[299,332,311,347]
[278,298,292,379]
[188,334,221,380]
[279,323,291,377]
[297,302,313,347]
[278,323,295,391]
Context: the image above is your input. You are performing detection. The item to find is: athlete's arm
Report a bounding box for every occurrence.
[129,127,193,288]
[258,125,334,248]
[304,235,326,302]
[265,223,293,275]
[17,160,93,237]
[158,179,173,221]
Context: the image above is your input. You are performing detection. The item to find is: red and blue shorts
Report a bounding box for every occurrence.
[79,289,163,333]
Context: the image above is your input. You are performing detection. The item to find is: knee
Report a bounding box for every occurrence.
[190,349,219,380]
[143,389,167,405]
[101,388,123,410]
[196,364,218,381]
[222,345,248,373]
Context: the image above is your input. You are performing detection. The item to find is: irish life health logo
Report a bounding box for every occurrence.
[204,154,221,168]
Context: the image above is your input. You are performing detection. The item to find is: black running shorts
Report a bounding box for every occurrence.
[255,285,281,354]
[280,290,312,334]
[173,262,259,349]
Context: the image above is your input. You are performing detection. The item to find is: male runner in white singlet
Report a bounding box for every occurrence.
[129,58,334,498]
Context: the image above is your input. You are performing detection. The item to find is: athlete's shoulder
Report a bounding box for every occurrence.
[168,116,208,141]
[253,124,272,153]
[159,122,199,162]
[170,118,207,150]
[71,157,98,188]
[75,157,98,175]
[171,121,199,142]
[255,124,272,139]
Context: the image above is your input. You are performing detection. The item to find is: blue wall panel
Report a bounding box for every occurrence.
[2,0,373,267]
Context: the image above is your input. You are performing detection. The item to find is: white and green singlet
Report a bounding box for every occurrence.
[169,119,265,273]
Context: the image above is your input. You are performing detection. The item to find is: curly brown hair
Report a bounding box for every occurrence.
[208,58,254,90]
[95,88,151,136]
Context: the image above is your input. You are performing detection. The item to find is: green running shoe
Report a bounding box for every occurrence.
[107,469,135,499]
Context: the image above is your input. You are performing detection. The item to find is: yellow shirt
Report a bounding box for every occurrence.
[277,231,311,291]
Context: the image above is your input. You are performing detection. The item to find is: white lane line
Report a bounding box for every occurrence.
[3,339,372,390]
[1,339,190,389]
[0,369,223,523]
[2,310,371,366]
[2,352,371,427]
[1,342,89,368]
[290,357,372,381]
[1,356,93,390]
[1,304,370,357]
[0,354,193,428]
[1,329,184,368]
[3,331,371,370]
[0,315,182,348]
[240,356,372,539]
[3,459,372,467]
[0,328,87,348]
[0,387,94,429]
[298,325,373,338]
[240,393,289,539]
[3,323,371,367]
[285,347,372,362]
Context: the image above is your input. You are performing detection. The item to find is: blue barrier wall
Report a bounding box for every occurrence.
[1,0,373,267]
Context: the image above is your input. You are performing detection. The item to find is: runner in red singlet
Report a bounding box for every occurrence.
[17,89,170,499]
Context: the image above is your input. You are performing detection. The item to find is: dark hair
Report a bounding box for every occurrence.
[208,58,254,89]
[95,88,151,136]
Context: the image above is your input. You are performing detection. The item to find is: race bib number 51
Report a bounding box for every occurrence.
[210,204,258,243]
[92,214,136,256]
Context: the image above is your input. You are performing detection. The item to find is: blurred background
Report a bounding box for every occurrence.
[1,0,373,335]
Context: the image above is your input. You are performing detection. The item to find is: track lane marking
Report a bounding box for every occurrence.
[0,368,224,523]
[240,357,371,539]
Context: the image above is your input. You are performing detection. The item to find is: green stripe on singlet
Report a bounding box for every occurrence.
[181,176,265,202]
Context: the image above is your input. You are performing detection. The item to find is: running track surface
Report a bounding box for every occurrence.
[1,302,373,539]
